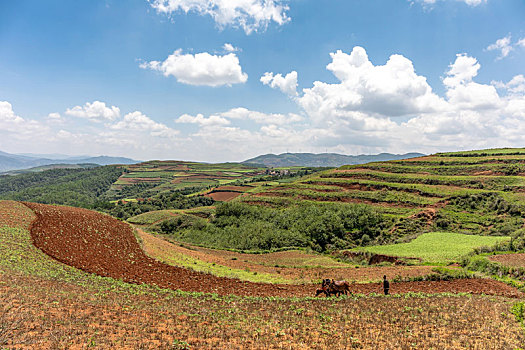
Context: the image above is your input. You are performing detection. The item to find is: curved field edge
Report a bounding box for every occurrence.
[0,200,173,295]
[1,200,521,298]
[136,228,443,284]
[136,227,293,284]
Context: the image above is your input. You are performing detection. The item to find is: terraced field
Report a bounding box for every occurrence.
[109,160,266,199]
[241,148,525,239]
[353,232,510,264]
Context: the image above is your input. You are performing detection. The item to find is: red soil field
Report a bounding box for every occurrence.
[205,191,242,201]
[119,177,162,184]
[488,253,525,267]
[22,202,523,298]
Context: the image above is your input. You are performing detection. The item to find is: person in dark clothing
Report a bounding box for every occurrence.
[383,275,390,295]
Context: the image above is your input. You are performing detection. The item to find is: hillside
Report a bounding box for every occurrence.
[0,166,123,206]
[238,148,525,245]
[0,159,324,220]
[243,152,424,167]
[0,150,138,172]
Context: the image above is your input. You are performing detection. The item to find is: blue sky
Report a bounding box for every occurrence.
[1,0,524,161]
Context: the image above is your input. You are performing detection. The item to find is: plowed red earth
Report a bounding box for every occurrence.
[205,191,242,201]
[488,253,525,267]
[23,202,523,298]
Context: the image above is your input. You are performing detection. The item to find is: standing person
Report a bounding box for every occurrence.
[383,275,390,295]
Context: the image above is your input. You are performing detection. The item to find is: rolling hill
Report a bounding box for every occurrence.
[239,148,525,245]
[243,152,424,167]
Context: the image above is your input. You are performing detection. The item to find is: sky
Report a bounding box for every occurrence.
[0,0,524,162]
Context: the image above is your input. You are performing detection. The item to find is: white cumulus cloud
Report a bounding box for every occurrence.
[486,35,513,59]
[140,49,248,87]
[0,101,25,128]
[65,101,120,122]
[260,71,298,96]
[220,107,303,125]
[150,0,290,34]
[298,46,446,121]
[176,113,231,126]
[254,46,525,157]
[111,111,179,138]
[0,101,44,136]
[223,43,240,52]
[493,75,525,95]
[444,54,501,110]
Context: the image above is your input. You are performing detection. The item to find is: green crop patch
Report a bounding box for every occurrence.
[353,232,510,264]
[127,210,180,225]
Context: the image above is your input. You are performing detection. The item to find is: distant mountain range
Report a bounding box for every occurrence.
[243,152,425,168]
[0,150,139,173]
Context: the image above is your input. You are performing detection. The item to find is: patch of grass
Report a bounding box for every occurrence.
[353,232,510,264]
[127,210,179,225]
[138,229,292,284]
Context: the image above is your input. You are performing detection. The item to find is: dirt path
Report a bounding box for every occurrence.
[23,202,523,298]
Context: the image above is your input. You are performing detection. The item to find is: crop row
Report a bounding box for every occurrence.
[341,162,524,176]
[322,170,525,191]
[253,186,439,207]
[395,154,525,165]
[301,177,485,198]
[435,148,525,157]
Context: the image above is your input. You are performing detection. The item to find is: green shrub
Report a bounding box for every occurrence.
[511,302,524,325]
[173,202,385,252]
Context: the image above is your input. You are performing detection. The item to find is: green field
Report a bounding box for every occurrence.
[353,232,510,264]
[127,209,180,225]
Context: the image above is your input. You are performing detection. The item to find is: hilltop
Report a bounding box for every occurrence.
[243,152,424,167]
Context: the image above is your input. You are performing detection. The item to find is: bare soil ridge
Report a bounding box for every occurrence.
[23,202,523,298]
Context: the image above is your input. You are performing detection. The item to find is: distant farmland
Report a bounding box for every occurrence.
[109,161,266,199]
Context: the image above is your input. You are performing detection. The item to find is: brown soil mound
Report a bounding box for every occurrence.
[22,202,523,298]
